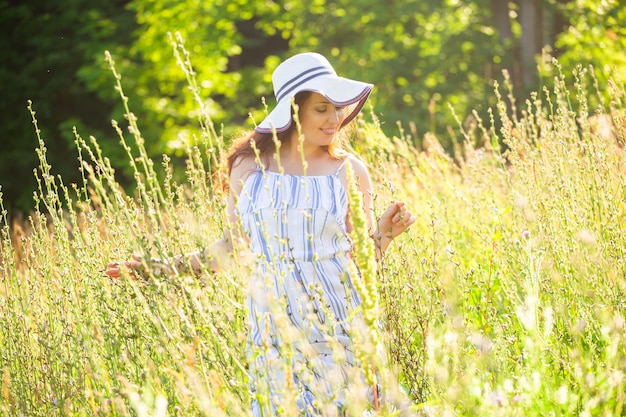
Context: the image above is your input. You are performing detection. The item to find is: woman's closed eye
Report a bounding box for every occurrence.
[316,106,345,113]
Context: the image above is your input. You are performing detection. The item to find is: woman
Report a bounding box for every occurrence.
[107,52,415,415]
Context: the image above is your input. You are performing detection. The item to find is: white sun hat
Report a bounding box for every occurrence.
[255,52,374,134]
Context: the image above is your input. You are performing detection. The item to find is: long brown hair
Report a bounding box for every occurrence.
[226,91,351,176]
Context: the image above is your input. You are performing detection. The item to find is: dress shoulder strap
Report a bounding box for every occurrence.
[335,157,349,175]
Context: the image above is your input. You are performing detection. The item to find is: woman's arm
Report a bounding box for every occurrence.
[347,156,415,260]
[105,156,255,278]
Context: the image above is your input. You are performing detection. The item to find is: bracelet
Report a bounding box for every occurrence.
[172,255,189,273]
[370,232,383,248]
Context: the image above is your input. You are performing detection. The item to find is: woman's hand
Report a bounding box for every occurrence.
[104,237,245,279]
[377,201,415,240]
[105,254,173,279]
[372,201,415,259]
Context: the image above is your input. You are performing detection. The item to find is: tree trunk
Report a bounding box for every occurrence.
[519,0,543,89]
[492,0,513,43]
[491,1,522,92]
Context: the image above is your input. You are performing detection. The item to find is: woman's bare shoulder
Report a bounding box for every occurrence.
[343,153,370,177]
[229,155,258,192]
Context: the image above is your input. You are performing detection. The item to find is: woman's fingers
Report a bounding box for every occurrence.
[392,203,405,222]
[390,203,413,223]
[125,260,143,270]
[105,258,143,278]
[385,201,415,236]
[105,262,121,277]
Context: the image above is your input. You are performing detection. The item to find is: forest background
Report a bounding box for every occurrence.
[0,0,625,214]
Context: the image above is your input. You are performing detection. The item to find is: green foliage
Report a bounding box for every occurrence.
[554,0,626,84]
[119,0,289,154]
[541,0,626,109]
[0,0,137,212]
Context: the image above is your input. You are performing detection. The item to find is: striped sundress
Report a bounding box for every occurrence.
[236,160,364,416]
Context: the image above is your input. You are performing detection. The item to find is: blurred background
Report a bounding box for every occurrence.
[1,0,624,214]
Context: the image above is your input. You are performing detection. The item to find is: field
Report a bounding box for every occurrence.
[1,55,625,416]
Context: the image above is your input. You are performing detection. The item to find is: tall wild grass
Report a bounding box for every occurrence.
[0,34,625,416]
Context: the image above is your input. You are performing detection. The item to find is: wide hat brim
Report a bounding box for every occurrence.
[255,75,373,134]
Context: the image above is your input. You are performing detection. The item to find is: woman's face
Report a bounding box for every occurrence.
[295,92,346,147]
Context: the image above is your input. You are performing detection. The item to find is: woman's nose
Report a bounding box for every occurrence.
[330,108,344,122]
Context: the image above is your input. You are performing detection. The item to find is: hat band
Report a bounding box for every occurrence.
[275,67,334,103]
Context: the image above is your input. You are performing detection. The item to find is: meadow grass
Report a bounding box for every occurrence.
[1,40,625,416]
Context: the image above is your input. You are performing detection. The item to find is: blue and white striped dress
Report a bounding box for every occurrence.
[236,160,363,415]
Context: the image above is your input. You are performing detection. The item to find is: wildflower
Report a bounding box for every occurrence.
[470,333,492,354]
[515,195,529,209]
[443,331,458,346]
[556,385,569,404]
[489,390,507,406]
[576,229,596,245]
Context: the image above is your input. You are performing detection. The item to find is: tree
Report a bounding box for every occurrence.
[550,0,626,88]
[0,0,137,213]
[119,0,289,153]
